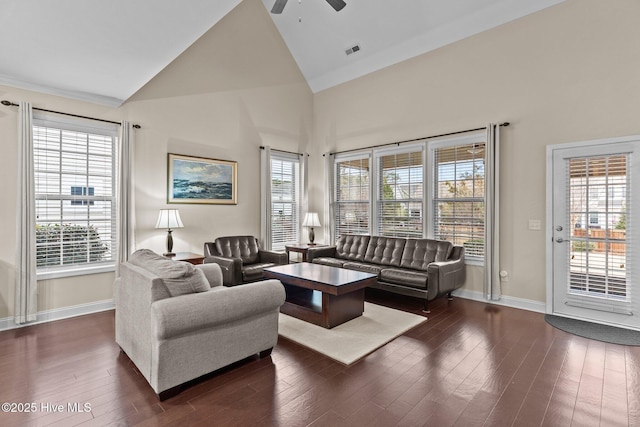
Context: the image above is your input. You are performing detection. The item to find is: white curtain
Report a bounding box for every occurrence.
[15,101,37,324]
[299,153,309,242]
[116,121,135,276]
[260,146,273,250]
[323,153,335,245]
[484,123,501,300]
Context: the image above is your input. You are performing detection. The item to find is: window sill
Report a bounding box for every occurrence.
[37,263,116,281]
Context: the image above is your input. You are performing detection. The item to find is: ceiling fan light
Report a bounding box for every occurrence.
[271,0,288,14]
[272,0,345,14]
[326,0,346,11]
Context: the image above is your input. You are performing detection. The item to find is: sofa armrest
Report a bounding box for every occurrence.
[204,255,242,286]
[204,242,218,257]
[306,246,337,263]
[151,279,286,340]
[427,258,466,297]
[195,263,223,288]
[259,250,288,265]
[115,263,162,375]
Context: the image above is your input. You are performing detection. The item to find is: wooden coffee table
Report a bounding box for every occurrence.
[264,263,377,329]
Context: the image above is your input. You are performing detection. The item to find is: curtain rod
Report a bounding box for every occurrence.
[259,146,307,156]
[324,122,509,156]
[1,100,141,129]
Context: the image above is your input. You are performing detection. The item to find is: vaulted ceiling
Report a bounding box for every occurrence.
[0,0,564,107]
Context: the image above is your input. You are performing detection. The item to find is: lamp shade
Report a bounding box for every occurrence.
[302,212,321,228]
[155,209,184,229]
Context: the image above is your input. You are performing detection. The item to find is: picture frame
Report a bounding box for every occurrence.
[167,153,237,204]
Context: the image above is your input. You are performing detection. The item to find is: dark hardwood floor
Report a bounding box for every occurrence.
[1,290,638,426]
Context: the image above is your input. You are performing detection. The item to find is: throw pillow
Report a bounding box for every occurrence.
[129,249,211,297]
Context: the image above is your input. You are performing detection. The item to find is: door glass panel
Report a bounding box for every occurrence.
[567,155,628,301]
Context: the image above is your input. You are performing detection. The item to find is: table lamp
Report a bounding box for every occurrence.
[302,212,321,245]
[155,209,184,256]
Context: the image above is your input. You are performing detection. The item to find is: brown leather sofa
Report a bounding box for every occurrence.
[204,236,288,286]
[306,234,465,312]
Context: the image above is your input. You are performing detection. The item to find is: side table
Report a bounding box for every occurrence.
[284,243,329,263]
[165,252,205,265]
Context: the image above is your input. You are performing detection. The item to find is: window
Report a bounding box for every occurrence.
[335,155,370,239]
[270,153,300,251]
[568,155,628,299]
[431,135,486,261]
[33,114,118,276]
[330,131,490,264]
[376,148,424,238]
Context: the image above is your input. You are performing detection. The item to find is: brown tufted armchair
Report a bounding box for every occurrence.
[204,236,288,286]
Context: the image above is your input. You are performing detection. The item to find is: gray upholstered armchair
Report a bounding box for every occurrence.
[203,236,288,286]
[115,249,285,400]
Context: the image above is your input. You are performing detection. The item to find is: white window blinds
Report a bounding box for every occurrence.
[271,153,300,251]
[566,154,629,309]
[33,116,118,271]
[335,156,370,238]
[329,130,494,263]
[376,149,424,238]
[432,142,486,259]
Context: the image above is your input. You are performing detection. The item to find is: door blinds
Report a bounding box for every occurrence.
[565,154,631,314]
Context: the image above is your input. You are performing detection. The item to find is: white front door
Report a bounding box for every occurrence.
[549,136,640,330]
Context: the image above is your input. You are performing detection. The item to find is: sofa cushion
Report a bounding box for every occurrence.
[433,240,454,262]
[364,236,405,267]
[129,249,211,297]
[215,236,260,264]
[342,262,382,276]
[400,239,453,271]
[312,257,346,268]
[242,262,277,282]
[335,235,369,261]
[380,268,428,290]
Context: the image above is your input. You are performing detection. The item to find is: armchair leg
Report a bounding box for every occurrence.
[447,292,453,301]
[259,347,273,358]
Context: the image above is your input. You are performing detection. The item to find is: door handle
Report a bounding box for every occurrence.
[556,238,566,243]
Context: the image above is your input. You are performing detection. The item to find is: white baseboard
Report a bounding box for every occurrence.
[452,289,546,314]
[0,299,114,332]
[0,291,545,332]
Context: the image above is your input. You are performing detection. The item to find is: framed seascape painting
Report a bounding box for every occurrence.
[167,153,237,204]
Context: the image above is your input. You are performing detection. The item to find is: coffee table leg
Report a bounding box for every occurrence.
[322,289,365,328]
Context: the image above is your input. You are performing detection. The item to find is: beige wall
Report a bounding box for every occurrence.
[124,0,313,255]
[310,0,640,302]
[1,0,638,319]
[0,0,312,319]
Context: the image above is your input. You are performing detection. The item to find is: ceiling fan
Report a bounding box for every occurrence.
[271,0,346,14]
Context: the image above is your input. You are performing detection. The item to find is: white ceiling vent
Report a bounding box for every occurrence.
[345,44,361,56]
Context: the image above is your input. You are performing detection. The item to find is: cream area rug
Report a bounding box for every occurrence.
[278,302,427,365]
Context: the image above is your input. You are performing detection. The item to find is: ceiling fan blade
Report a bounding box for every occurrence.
[325,0,346,12]
[271,0,288,14]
